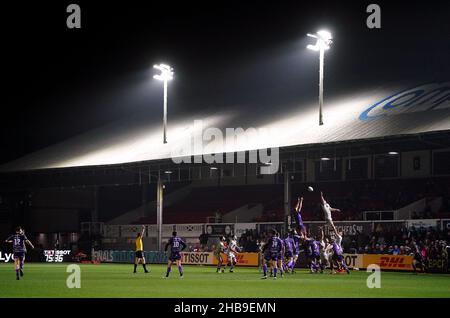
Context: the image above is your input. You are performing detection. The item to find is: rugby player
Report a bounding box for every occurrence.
[303,234,321,273]
[226,235,240,273]
[214,236,227,273]
[164,231,187,278]
[411,241,426,274]
[329,230,350,274]
[320,191,340,233]
[283,232,295,273]
[5,226,34,280]
[133,225,149,273]
[291,197,306,237]
[291,229,302,273]
[261,229,284,280]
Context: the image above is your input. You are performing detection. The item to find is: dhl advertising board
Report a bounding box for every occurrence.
[362,254,414,271]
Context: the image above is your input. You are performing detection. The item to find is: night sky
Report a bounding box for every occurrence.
[1,0,449,165]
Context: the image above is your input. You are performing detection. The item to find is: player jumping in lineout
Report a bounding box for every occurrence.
[320,191,340,233]
[5,226,34,280]
[164,231,187,278]
[291,197,306,237]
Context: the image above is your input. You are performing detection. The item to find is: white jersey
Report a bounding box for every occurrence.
[322,203,332,222]
[227,240,238,259]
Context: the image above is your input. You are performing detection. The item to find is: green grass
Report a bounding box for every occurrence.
[0,263,449,298]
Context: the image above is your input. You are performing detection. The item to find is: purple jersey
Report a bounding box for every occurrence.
[268,236,283,254]
[291,208,304,229]
[332,242,343,256]
[284,237,294,253]
[7,234,28,254]
[307,239,320,256]
[167,236,186,253]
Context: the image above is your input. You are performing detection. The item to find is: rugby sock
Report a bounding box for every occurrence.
[142,264,148,272]
[263,264,267,276]
[178,265,183,276]
[20,260,24,269]
[273,268,278,278]
[412,263,417,272]
[15,266,19,279]
[133,264,137,272]
[166,267,171,277]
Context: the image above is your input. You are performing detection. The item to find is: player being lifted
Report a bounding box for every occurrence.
[164,231,187,278]
[261,229,284,280]
[291,197,306,237]
[320,191,340,233]
[5,226,34,280]
[226,235,241,273]
[214,236,227,273]
[134,225,149,273]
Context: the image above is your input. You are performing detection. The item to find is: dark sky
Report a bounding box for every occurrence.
[1,0,449,165]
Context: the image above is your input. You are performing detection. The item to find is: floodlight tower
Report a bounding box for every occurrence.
[153,63,174,143]
[306,30,333,126]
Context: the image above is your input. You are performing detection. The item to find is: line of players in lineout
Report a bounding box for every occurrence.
[131,190,350,278]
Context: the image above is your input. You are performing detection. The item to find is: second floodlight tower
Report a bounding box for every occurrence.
[154,63,174,143]
[307,30,333,126]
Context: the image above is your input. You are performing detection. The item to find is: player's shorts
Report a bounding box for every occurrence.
[298,223,306,232]
[332,254,343,262]
[310,252,320,260]
[214,252,223,260]
[269,253,279,261]
[170,252,181,262]
[135,250,143,258]
[413,253,423,262]
[264,252,271,261]
[285,251,293,258]
[13,252,25,260]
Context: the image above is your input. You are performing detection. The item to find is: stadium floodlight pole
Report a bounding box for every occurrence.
[307,30,333,126]
[153,63,174,144]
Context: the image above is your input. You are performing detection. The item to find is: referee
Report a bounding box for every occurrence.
[134,225,149,273]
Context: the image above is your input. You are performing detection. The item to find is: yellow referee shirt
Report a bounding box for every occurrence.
[135,237,143,251]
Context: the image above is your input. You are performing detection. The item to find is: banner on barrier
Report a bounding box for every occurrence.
[181,252,215,265]
[406,219,439,229]
[179,252,259,267]
[343,254,364,269]
[362,254,413,271]
[306,222,372,236]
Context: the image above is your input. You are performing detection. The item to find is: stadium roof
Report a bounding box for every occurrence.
[1,81,449,172]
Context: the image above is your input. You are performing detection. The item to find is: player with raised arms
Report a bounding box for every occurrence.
[164,231,187,278]
[291,197,306,237]
[5,226,34,280]
[134,225,149,274]
[320,191,340,233]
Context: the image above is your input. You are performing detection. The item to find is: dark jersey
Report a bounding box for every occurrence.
[332,242,343,256]
[267,236,284,254]
[293,235,301,254]
[166,236,187,253]
[284,237,294,253]
[7,234,28,254]
[307,239,320,256]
